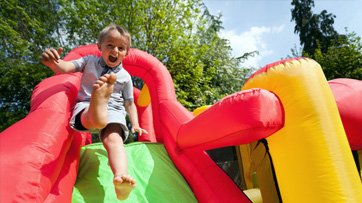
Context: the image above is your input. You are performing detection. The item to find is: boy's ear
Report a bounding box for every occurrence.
[97,43,101,50]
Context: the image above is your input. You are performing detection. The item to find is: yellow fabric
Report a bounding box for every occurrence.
[238,142,281,202]
[250,141,281,203]
[137,84,151,107]
[359,150,362,180]
[238,144,254,189]
[242,59,362,202]
[243,188,263,203]
[192,105,211,117]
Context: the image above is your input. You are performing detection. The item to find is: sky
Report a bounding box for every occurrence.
[203,0,362,68]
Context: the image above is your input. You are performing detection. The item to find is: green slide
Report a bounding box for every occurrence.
[72,142,197,203]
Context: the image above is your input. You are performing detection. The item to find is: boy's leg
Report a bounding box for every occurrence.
[102,123,136,200]
[81,73,116,130]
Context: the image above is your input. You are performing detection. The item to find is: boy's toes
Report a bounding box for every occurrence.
[108,73,117,84]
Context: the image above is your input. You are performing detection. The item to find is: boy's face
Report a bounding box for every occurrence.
[98,29,129,68]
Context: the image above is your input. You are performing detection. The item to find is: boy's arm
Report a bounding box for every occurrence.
[41,47,77,74]
[124,100,148,135]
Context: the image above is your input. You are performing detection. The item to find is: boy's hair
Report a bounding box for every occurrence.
[98,23,131,50]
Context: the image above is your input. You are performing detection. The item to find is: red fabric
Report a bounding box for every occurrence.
[0,73,87,202]
[329,78,362,150]
[133,88,156,142]
[177,88,283,150]
[44,130,86,203]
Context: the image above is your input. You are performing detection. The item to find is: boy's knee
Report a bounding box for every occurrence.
[94,120,107,129]
[93,120,108,130]
[90,115,107,130]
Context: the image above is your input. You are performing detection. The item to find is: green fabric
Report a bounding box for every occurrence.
[72,142,197,203]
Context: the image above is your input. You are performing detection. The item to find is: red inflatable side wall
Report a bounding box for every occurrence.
[329,78,362,150]
[0,73,89,202]
[0,45,97,202]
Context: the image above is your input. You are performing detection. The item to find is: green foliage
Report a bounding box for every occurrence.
[1,0,250,131]
[0,0,61,131]
[314,32,362,80]
[291,0,339,57]
[290,0,362,80]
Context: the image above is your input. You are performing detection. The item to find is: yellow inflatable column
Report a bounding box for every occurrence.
[242,58,362,202]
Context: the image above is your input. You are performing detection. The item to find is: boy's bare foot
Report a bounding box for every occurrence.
[86,73,117,129]
[114,175,136,200]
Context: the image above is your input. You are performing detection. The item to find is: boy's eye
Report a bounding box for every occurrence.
[118,47,125,51]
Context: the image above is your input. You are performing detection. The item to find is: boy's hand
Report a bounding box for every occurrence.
[131,127,148,136]
[41,47,63,67]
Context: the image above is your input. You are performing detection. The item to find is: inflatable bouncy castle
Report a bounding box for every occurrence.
[0,44,361,203]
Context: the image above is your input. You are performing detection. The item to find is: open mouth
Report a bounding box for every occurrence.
[109,55,118,63]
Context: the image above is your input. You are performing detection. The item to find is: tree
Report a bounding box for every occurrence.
[0,0,63,131]
[290,0,362,80]
[291,0,339,57]
[314,32,362,80]
[196,7,254,104]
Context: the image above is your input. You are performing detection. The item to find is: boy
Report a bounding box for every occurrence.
[41,23,147,200]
